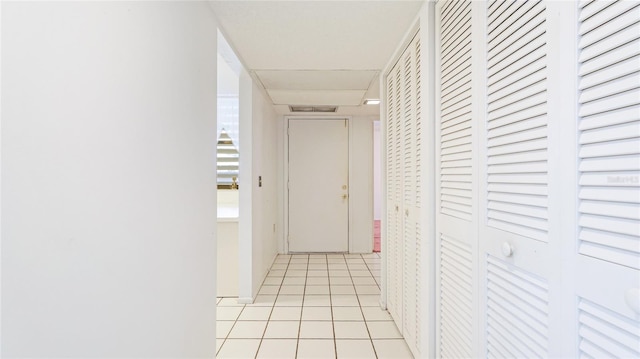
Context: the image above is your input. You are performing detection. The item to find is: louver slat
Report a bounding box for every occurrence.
[486,256,549,359]
[578,298,640,358]
[440,235,473,359]
[440,0,473,221]
[486,0,549,242]
[578,0,640,270]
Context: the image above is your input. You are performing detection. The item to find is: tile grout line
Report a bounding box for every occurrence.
[294,254,310,358]
[328,253,337,359]
[350,253,380,359]
[253,254,291,359]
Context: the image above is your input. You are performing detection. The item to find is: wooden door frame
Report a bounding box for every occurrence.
[283,116,352,254]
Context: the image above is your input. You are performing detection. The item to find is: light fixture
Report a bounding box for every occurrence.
[364,99,380,105]
[289,105,338,113]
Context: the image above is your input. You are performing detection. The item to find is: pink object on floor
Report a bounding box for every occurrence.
[374,220,381,252]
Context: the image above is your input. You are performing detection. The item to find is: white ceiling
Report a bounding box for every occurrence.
[209,0,424,116]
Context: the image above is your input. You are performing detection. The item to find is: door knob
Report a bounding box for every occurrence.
[342,194,348,200]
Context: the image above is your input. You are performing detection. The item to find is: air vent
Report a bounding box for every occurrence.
[289,105,338,113]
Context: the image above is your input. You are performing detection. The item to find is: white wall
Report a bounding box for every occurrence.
[238,72,279,302]
[350,116,376,253]
[251,82,279,295]
[373,121,382,220]
[1,2,218,357]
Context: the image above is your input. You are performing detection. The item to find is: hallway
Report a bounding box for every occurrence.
[216,253,413,358]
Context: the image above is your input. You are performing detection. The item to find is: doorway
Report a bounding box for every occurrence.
[373,121,382,252]
[287,118,349,253]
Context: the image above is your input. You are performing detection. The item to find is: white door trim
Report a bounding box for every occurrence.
[283,116,352,254]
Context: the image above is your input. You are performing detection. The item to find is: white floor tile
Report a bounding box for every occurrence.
[344,254,362,258]
[270,263,288,270]
[216,338,224,354]
[217,339,261,359]
[327,258,346,263]
[367,321,403,339]
[217,297,222,304]
[309,254,326,259]
[283,277,306,285]
[279,285,305,295]
[346,259,365,265]
[362,307,393,321]
[299,321,334,339]
[270,306,302,321]
[330,285,356,295]
[268,269,286,277]
[373,339,414,358]
[329,271,351,278]
[249,295,277,307]
[237,306,272,321]
[308,263,327,270]
[329,277,353,285]
[307,270,329,277]
[263,277,283,286]
[256,339,297,359]
[334,321,369,339]
[286,269,308,277]
[289,259,308,264]
[217,298,244,307]
[227,320,267,339]
[352,276,377,286]
[306,277,329,285]
[216,321,235,338]
[332,306,364,321]
[289,260,309,270]
[348,265,368,271]
[217,306,243,321]
[259,286,280,295]
[308,258,327,264]
[328,264,348,271]
[263,320,300,339]
[336,339,377,358]
[358,294,381,307]
[355,285,380,295]
[297,339,336,359]
[302,306,333,321]
[350,270,373,277]
[305,285,330,295]
[331,294,360,307]
[275,295,304,307]
[303,294,331,306]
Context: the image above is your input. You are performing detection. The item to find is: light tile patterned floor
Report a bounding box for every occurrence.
[216,253,414,359]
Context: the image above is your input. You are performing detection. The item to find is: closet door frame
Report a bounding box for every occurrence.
[379,3,437,356]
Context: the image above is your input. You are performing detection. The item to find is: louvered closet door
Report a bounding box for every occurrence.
[575,1,640,357]
[435,1,478,358]
[386,52,404,330]
[401,33,421,356]
[478,1,555,357]
[385,31,422,357]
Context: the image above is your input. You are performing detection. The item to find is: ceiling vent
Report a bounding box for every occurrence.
[289,105,338,113]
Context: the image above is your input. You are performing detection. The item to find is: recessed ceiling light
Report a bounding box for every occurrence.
[364,99,380,105]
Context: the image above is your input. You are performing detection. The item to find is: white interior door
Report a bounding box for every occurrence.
[288,118,349,253]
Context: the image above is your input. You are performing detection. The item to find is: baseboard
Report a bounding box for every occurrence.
[237,296,254,304]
